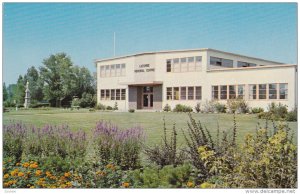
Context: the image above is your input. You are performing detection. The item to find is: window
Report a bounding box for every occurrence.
[249,84,257,100]
[237,85,245,99]
[229,85,236,99]
[220,85,227,100]
[212,86,219,100]
[111,89,115,100]
[188,57,195,71]
[259,84,266,99]
[166,59,172,72]
[195,56,202,71]
[121,64,126,76]
[100,66,105,77]
[222,59,234,68]
[121,89,126,100]
[279,83,288,99]
[105,65,110,77]
[110,64,116,77]
[116,64,121,76]
[188,87,194,100]
[237,61,256,68]
[195,87,202,100]
[210,57,222,66]
[180,58,187,72]
[173,58,180,72]
[105,89,110,100]
[173,87,179,100]
[180,87,186,100]
[166,87,172,100]
[269,84,277,99]
[116,89,120,100]
[101,90,105,100]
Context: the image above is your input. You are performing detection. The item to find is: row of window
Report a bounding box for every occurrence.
[166,56,202,73]
[100,89,126,100]
[166,86,202,100]
[210,56,257,68]
[100,64,126,77]
[212,83,288,100]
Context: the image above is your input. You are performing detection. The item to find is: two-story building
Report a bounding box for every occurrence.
[95,48,297,111]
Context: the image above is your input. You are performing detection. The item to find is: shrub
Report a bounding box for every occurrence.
[251,107,264,114]
[163,104,171,112]
[114,102,118,110]
[267,102,288,120]
[95,103,106,110]
[71,98,80,107]
[129,109,135,113]
[144,119,185,167]
[4,100,16,108]
[79,92,96,108]
[202,100,215,113]
[92,121,144,170]
[286,108,297,122]
[227,99,249,113]
[214,103,226,113]
[173,104,193,113]
[195,103,201,113]
[106,106,113,110]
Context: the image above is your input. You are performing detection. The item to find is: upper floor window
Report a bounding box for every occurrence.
[173,58,180,72]
[100,63,126,78]
[210,57,233,68]
[188,57,195,71]
[180,58,188,72]
[166,59,172,72]
[237,61,256,68]
[195,56,202,71]
[166,56,201,73]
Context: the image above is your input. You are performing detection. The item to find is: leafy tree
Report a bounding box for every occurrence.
[3,82,8,101]
[14,76,26,106]
[24,66,44,102]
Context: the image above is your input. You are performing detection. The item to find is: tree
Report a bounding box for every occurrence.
[24,66,44,102]
[3,82,8,102]
[40,53,73,107]
[14,75,26,106]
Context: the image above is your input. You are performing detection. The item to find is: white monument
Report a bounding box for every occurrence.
[24,81,31,108]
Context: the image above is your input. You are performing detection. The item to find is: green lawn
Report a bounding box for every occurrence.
[3,108,297,146]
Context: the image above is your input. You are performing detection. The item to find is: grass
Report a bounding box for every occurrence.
[3,108,297,146]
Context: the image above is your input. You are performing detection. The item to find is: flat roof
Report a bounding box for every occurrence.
[94,48,285,65]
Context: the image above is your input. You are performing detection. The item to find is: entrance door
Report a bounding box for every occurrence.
[142,86,153,109]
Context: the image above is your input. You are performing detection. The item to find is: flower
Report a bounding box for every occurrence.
[187,181,194,188]
[4,174,9,179]
[22,162,30,168]
[46,171,52,177]
[11,170,18,176]
[35,170,42,176]
[4,182,9,187]
[18,172,25,177]
[96,171,106,176]
[30,186,35,189]
[200,182,213,188]
[66,182,72,187]
[64,172,71,177]
[122,182,130,188]
[30,163,38,168]
[106,164,115,170]
[16,162,20,166]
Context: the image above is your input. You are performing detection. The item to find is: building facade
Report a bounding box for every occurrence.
[95,49,297,111]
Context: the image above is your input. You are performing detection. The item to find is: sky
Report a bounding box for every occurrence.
[3,3,297,85]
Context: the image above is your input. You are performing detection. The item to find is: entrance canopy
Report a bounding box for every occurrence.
[120,81,163,86]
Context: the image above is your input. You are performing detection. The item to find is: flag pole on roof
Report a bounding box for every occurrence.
[113,32,116,57]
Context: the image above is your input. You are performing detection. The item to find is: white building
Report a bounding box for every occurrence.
[95,48,297,111]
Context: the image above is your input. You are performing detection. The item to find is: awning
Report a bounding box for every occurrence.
[119,81,163,86]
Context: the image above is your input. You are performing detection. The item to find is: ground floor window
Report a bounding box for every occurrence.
[173,87,180,100]
[212,86,219,100]
[229,85,236,99]
[249,84,257,100]
[180,87,186,100]
[105,89,110,100]
[220,85,227,100]
[121,89,126,100]
[100,88,126,101]
[195,87,202,100]
[268,83,277,99]
[166,86,201,101]
[259,84,267,99]
[101,90,105,100]
[237,85,245,99]
[188,87,194,100]
[111,89,115,100]
[279,83,288,99]
[166,87,172,100]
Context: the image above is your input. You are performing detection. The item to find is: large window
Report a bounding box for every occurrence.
[269,84,277,99]
[210,57,233,68]
[259,84,267,99]
[220,85,227,100]
[188,87,194,100]
[195,87,202,100]
[237,85,245,99]
[180,87,186,100]
[166,59,172,72]
[173,58,180,72]
[105,89,110,100]
[173,87,180,100]
[116,89,121,100]
[111,89,115,100]
[180,58,188,72]
[195,56,202,71]
[100,88,125,101]
[249,84,257,100]
[212,86,219,100]
[166,87,172,100]
[121,89,126,100]
[101,90,105,100]
[279,83,288,99]
[229,85,236,99]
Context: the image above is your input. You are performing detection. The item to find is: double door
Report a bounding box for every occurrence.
[142,86,153,109]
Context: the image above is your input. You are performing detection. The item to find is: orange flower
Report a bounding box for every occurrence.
[35,170,42,176]
[50,175,56,180]
[106,164,115,170]
[4,182,9,187]
[4,174,9,179]
[18,172,25,177]
[122,182,130,188]
[46,171,52,177]
[187,181,194,188]
[30,163,38,168]
[30,186,35,189]
[66,182,72,187]
[11,170,18,176]
[64,172,71,178]
[22,162,30,168]
[16,162,20,166]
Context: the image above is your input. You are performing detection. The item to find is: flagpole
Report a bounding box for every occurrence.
[114,32,116,57]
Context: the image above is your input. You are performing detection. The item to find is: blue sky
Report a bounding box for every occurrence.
[3,3,297,85]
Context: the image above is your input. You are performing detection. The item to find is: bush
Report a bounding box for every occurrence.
[4,100,16,108]
[195,103,201,113]
[173,104,193,113]
[114,102,118,110]
[227,99,249,113]
[267,102,288,119]
[251,107,264,114]
[144,119,185,167]
[129,109,135,113]
[214,103,226,113]
[30,102,50,108]
[106,106,113,110]
[163,104,171,112]
[79,92,96,108]
[92,121,144,170]
[95,103,106,110]
[202,100,215,113]
[286,108,297,122]
[71,98,80,107]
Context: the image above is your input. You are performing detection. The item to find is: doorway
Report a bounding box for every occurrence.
[142,86,153,109]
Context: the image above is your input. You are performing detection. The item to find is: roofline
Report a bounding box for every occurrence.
[94,48,286,65]
[207,64,297,72]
